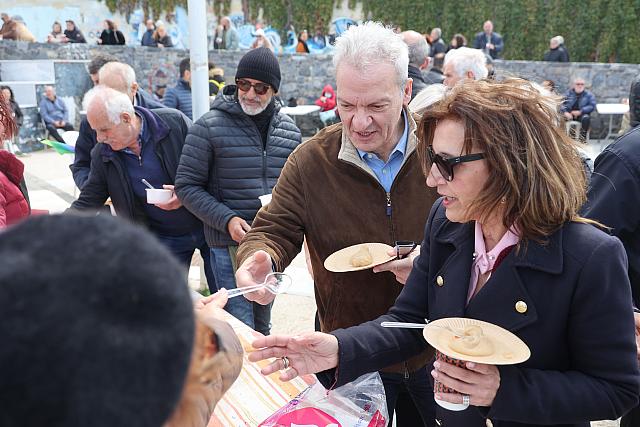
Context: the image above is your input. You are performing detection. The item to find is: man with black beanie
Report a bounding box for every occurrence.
[175,47,301,335]
[0,214,195,427]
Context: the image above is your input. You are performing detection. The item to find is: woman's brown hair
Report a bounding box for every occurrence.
[0,92,16,140]
[418,78,590,243]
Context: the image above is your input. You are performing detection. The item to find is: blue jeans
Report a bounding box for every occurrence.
[379,365,435,427]
[154,227,216,293]
[209,246,273,335]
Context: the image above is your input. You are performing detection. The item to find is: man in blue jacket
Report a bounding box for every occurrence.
[71,61,165,190]
[39,85,74,143]
[175,48,301,335]
[561,77,597,141]
[472,20,503,59]
[70,86,214,290]
[163,58,192,119]
[583,127,640,427]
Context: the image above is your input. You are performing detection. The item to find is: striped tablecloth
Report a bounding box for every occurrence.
[208,313,316,426]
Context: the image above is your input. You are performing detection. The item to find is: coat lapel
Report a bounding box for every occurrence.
[466,229,564,333]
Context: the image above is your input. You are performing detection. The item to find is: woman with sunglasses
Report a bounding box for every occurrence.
[248,78,639,426]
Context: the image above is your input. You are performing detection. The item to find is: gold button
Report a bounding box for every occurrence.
[515,301,528,314]
[436,275,444,286]
[486,419,493,427]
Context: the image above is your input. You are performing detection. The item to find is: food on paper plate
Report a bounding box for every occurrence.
[448,325,494,357]
[350,245,373,267]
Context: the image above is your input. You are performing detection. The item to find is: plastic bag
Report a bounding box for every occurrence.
[259,372,388,427]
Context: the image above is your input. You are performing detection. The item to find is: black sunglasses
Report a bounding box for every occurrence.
[426,146,485,181]
[236,79,271,95]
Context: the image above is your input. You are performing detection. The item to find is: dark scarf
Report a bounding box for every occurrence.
[248,98,276,149]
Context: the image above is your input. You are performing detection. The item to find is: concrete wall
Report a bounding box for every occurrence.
[1,40,638,150]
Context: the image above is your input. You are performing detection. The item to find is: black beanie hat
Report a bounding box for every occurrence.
[235,47,281,92]
[0,214,195,427]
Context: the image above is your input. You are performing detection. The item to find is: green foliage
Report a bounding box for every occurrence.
[101,0,640,62]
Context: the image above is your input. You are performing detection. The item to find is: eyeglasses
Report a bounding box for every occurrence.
[575,83,585,86]
[236,79,271,95]
[427,146,485,181]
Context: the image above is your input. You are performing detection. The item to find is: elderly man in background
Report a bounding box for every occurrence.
[442,46,489,87]
[233,22,439,426]
[472,20,503,59]
[69,86,214,291]
[71,61,165,190]
[39,85,74,143]
[543,35,570,62]
[401,30,430,100]
[175,47,301,336]
[561,77,597,141]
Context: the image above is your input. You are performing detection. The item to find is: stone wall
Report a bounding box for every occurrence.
[1,40,639,146]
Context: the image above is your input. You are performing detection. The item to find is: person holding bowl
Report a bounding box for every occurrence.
[248,78,640,426]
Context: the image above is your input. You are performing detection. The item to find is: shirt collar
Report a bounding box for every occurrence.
[473,221,520,271]
[356,110,408,161]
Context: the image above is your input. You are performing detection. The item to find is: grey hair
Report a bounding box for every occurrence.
[406,35,430,68]
[409,84,446,115]
[98,62,137,97]
[444,47,488,80]
[555,35,564,45]
[83,85,134,124]
[432,28,442,38]
[333,21,409,90]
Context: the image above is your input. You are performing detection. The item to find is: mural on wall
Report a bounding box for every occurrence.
[3,2,192,48]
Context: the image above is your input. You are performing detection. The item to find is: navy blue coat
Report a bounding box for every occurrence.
[472,31,504,59]
[175,87,301,247]
[584,127,640,305]
[163,78,192,119]
[70,89,165,190]
[70,107,193,226]
[324,199,639,427]
[560,89,596,115]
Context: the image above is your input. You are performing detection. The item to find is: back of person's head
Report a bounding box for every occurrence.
[179,57,190,78]
[98,62,137,97]
[87,54,118,76]
[333,21,408,90]
[401,30,429,69]
[0,214,195,427]
[409,83,446,115]
[444,46,489,80]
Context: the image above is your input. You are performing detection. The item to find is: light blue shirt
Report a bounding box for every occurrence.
[356,111,408,192]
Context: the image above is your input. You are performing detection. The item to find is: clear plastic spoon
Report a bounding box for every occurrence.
[226,272,293,298]
[141,179,155,189]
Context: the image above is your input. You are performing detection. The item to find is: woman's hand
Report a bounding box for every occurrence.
[373,245,420,284]
[432,359,501,407]
[249,332,339,382]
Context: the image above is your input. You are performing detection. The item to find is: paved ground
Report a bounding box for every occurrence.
[18,143,618,427]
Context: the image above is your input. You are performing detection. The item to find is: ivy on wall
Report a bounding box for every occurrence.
[102,0,640,63]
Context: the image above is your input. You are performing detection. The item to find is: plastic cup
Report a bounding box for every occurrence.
[258,194,272,206]
[146,188,173,204]
[433,350,470,411]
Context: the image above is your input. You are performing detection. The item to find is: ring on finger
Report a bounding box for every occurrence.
[281,356,290,370]
[462,394,470,407]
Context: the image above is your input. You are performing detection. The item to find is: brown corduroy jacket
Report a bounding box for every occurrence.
[237,111,439,373]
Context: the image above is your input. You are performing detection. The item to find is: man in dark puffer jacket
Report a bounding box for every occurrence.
[175,48,301,335]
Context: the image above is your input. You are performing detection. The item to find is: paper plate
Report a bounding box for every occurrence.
[324,243,395,273]
[423,317,530,365]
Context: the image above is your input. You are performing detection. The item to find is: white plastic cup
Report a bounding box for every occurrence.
[258,194,272,207]
[146,188,173,204]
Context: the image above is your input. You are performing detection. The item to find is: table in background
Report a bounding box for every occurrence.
[596,103,629,144]
[208,312,315,427]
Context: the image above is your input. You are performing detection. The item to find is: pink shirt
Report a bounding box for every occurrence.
[467,221,520,304]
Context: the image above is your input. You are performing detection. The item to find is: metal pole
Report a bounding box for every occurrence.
[187,0,209,122]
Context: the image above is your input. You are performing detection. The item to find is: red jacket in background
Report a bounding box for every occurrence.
[314,84,336,112]
[0,150,30,227]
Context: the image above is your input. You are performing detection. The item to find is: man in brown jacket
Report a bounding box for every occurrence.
[236,22,439,426]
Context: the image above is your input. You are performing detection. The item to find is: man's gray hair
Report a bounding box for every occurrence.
[444,47,488,80]
[98,62,137,97]
[432,28,442,38]
[404,33,430,68]
[333,21,408,89]
[554,35,564,45]
[83,85,134,124]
